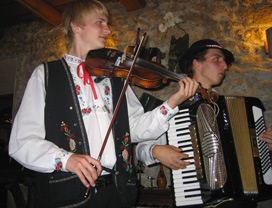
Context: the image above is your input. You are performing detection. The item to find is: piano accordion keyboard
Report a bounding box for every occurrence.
[168,108,203,206]
[253,106,272,185]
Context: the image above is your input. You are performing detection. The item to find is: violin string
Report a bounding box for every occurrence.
[130,57,184,81]
[137,59,177,78]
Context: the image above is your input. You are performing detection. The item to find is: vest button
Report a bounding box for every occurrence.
[78,142,82,145]
[74,123,78,127]
[69,106,73,110]
[119,154,122,157]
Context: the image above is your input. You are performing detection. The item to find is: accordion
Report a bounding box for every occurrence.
[167,96,272,207]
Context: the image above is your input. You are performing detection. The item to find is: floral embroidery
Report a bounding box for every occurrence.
[55,150,69,171]
[120,132,133,174]
[160,105,174,120]
[65,54,112,117]
[75,84,81,95]
[104,85,110,95]
[82,107,92,115]
[102,81,111,111]
[65,54,82,65]
[160,105,169,115]
[60,121,77,153]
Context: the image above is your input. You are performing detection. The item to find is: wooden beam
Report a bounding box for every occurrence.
[119,0,145,11]
[16,0,62,26]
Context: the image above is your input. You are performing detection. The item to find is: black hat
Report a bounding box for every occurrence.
[179,39,234,70]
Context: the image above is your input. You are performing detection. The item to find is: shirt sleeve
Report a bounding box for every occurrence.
[126,86,179,143]
[8,64,73,173]
[136,134,167,166]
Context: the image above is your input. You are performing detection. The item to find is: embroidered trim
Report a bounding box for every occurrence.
[55,149,69,171]
[102,80,111,112]
[64,54,82,64]
[65,54,112,117]
[120,132,133,175]
[159,105,173,119]
[60,121,77,153]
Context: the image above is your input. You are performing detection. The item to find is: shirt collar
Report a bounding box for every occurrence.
[64,53,83,65]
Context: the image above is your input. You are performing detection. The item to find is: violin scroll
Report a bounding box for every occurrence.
[196,86,219,103]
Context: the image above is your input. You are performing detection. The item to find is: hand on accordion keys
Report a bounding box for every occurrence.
[260,126,272,151]
[152,145,191,170]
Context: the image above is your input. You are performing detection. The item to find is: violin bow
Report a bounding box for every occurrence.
[97,33,147,162]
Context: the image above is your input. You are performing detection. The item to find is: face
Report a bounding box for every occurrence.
[193,48,228,90]
[77,12,111,51]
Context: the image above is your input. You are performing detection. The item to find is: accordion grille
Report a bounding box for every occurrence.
[196,103,227,190]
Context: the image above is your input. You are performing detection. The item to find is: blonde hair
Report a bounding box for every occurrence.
[62,0,109,49]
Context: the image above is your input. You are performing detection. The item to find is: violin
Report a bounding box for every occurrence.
[85,48,218,103]
[85,47,184,88]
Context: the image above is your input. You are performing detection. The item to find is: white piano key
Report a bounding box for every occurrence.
[172,176,199,184]
[172,165,196,174]
[168,140,192,146]
[169,121,191,127]
[168,137,192,144]
[174,170,197,178]
[176,198,203,206]
[172,111,190,117]
[168,136,192,142]
[168,129,191,136]
[174,188,201,196]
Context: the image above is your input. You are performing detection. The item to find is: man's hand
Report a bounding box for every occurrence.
[167,77,199,109]
[66,154,102,188]
[152,145,190,170]
[260,126,272,151]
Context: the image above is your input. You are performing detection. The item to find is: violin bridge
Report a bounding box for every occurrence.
[114,56,122,67]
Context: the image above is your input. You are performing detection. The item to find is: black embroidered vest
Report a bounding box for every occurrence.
[35,59,136,208]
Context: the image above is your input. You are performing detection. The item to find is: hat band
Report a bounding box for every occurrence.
[205,44,222,48]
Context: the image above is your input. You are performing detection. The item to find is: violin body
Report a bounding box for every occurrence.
[85,48,177,88]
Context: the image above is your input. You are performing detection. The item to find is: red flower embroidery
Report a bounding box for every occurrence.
[56,161,63,171]
[75,85,81,95]
[160,105,168,115]
[87,108,92,114]
[105,86,110,95]
[124,137,129,143]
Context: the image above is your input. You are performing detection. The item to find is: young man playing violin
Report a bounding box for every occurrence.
[8,0,198,207]
[136,39,272,207]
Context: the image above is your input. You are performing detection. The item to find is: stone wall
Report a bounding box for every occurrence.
[0,0,272,192]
